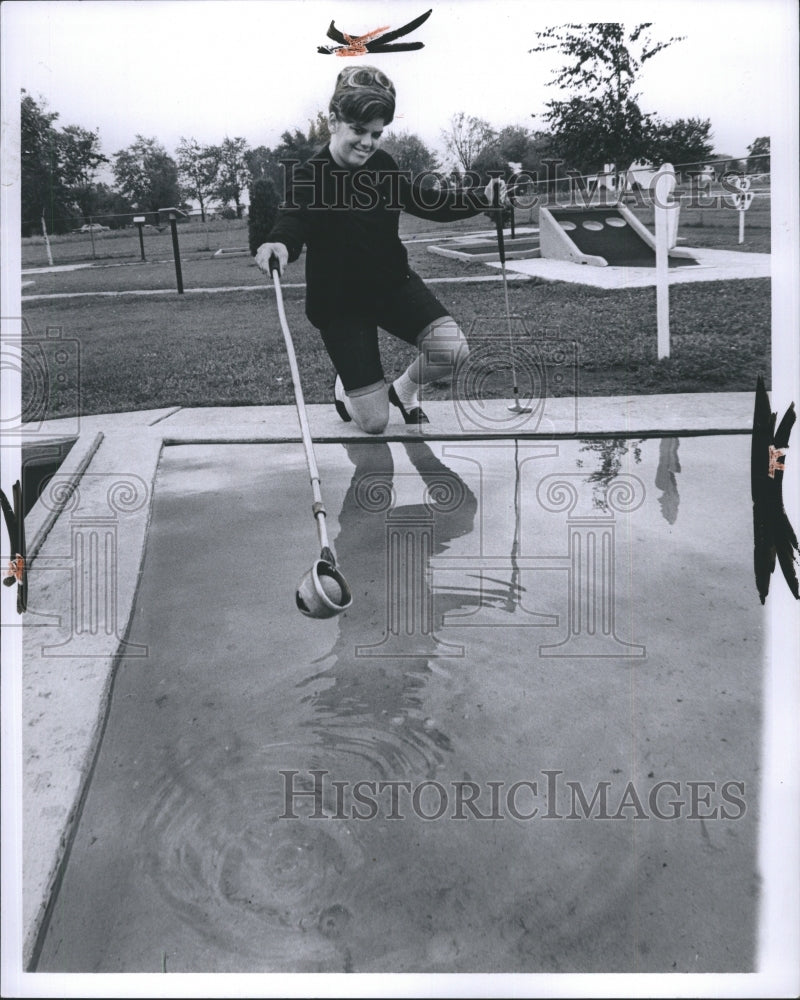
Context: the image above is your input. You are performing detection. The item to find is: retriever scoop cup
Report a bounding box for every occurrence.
[296,556,354,620]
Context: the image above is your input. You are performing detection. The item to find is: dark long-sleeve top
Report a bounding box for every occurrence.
[266,145,492,328]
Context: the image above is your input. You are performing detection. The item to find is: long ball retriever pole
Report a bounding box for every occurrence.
[268,255,353,619]
[269,255,333,562]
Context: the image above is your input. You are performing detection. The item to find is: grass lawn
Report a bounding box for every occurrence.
[20,198,771,418]
[21,277,771,418]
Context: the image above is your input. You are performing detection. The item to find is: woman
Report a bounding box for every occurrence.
[256,65,506,433]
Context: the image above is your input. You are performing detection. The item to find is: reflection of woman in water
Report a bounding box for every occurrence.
[298,441,479,780]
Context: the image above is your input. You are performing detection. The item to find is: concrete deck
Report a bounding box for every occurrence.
[18,392,754,968]
[488,246,771,288]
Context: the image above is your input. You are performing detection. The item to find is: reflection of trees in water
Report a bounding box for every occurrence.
[296,441,481,781]
[576,438,644,509]
[655,437,681,524]
[576,436,681,523]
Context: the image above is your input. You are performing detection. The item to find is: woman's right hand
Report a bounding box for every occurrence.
[255,242,289,275]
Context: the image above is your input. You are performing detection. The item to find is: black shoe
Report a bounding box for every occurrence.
[389,384,429,425]
[333,377,351,422]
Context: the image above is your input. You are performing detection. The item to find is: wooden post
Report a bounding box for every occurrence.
[133,216,146,261]
[87,216,96,259]
[41,213,53,267]
[159,207,188,293]
[170,215,184,294]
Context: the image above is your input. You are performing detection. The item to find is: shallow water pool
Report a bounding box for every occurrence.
[35,435,763,973]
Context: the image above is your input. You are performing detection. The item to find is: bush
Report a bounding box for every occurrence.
[247,178,281,256]
[220,206,237,221]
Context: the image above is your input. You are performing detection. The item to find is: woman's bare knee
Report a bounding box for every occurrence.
[346,380,389,434]
[359,414,390,434]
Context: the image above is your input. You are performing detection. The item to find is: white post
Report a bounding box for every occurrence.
[732,177,752,245]
[655,207,670,359]
[41,213,54,267]
[653,164,675,360]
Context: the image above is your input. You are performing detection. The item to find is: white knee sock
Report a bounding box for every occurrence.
[392,367,420,408]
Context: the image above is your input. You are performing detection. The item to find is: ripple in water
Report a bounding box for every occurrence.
[139,737,365,966]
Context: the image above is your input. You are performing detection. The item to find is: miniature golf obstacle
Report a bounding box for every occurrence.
[539,202,693,268]
[539,164,687,361]
[539,164,693,268]
[428,232,540,263]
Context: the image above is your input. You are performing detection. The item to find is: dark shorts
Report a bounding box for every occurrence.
[318,272,449,391]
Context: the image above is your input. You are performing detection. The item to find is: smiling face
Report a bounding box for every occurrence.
[328,114,386,169]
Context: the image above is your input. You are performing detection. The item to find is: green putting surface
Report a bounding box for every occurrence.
[445,237,541,255]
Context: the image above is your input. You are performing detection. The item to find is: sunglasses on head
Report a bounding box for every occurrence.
[339,67,394,92]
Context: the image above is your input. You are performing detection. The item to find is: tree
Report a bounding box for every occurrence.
[648,117,714,172]
[441,112,497,173]
[249,132,311,193]
[113,136,181,213]
[715,153,745,176]
[211,136,251,218]
[273,117,329,164]
[245,145,275,183]
[746,136,770,174]
[176,137,219,222]
[58,124,108,220]
[379,131,440,174]
[85,183,135,229]
[471,125,550,182]
[247,178,281,255]
[245,113,331,193]
[20,91,79,234]
[530,23,684,174]
[307,110,331,148]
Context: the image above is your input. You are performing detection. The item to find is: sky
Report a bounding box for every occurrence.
[2,0,796,170]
